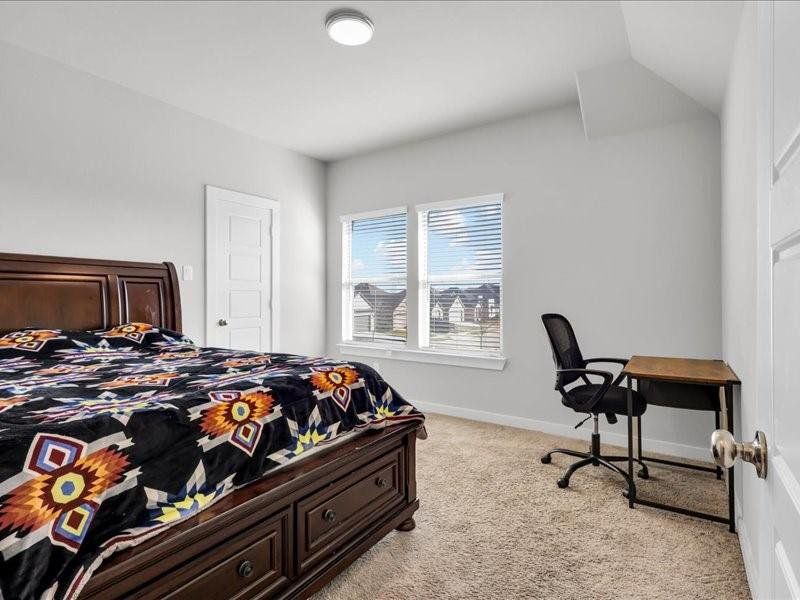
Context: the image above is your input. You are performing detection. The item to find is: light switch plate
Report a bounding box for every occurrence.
[181,265,193,281]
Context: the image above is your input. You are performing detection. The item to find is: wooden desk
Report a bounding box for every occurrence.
[622,356,740,532]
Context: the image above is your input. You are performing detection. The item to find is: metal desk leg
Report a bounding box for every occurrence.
[637,415,643,462]
[725,383,736,533]
[715,410,723,480]
[627,375,635,507]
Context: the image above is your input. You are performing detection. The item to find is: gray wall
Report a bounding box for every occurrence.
[327,104,722,455]
[0,42,326,355]
[721,0,759,584]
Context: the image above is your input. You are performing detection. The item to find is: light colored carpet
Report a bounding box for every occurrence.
[314,413,750,600]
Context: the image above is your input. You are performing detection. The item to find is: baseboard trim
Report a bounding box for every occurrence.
[413,399,711,462]
[735,496,759,600]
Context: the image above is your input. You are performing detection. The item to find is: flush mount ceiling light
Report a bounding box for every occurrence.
[325,9,374,46]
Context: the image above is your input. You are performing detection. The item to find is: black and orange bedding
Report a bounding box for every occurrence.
[0,324,423,600]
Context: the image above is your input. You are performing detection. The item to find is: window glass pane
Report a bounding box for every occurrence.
[424,200,502,354]
[351,213,407,279]
[429,282,501,353]
[352,282,407,344]
[346,212,407,345]
[427,203,502,278]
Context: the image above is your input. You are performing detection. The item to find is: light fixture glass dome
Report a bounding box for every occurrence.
[325,9,374,46]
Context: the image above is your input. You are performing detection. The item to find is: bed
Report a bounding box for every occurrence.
[0,252,424,600]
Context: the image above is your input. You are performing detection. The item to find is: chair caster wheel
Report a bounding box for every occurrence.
[541,455,552,464]
[637,469,649,479]
[557,478,569,489]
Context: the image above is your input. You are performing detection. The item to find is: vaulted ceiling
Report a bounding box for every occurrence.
[0,1,743,161]
[621,1,743,113]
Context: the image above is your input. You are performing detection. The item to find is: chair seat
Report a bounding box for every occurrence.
[564,384,647,416]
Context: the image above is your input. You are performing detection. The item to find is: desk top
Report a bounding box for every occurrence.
[622,355,740,385]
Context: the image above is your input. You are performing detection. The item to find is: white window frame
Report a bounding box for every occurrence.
[338,194,506,371]
[340,206,409,348]
[417,193,504,357]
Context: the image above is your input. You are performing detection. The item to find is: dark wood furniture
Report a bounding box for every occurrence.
[622,355,740,532]
[0,252,421,599]
[81,422,420,600]
[623,356,740,386]
[0,252,181,333]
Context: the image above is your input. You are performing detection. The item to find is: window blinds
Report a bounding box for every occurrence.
[342,211,408,345]
[420,199,502,355]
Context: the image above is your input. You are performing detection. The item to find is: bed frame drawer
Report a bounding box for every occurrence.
[79,424,420,600]
[155,508,290,600]
[296,446,406,571]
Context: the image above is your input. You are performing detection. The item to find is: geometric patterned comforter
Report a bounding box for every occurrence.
[0,323,424,600]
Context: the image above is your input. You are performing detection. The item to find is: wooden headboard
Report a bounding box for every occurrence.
[0,252,182,333]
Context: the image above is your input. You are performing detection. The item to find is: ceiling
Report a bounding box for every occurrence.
[621,1,743,113]
[0,1,742,161]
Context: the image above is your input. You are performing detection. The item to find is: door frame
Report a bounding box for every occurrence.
[204,184,280,351]
[753,3,773,599]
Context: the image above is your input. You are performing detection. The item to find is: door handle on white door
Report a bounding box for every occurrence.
[711,430,768,479]
[218,319,228,327]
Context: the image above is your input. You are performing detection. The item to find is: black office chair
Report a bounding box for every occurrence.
[540,313,649,495]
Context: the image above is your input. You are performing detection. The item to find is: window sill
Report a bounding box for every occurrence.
[337,343,507,371]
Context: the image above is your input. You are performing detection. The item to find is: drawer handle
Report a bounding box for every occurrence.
[238,560,254,578]
[375,476,389,489]
[322,509,337,523]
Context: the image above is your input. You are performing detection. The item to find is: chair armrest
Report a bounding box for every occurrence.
[556,368,613,413]
[584,357,628,366]
[583,358,628,386]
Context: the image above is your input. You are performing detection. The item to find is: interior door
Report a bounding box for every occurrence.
[766,1,800,597]
[205,185,278,352]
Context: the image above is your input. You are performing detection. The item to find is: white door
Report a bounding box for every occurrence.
[205,185,279,352]
[756,2,800,598]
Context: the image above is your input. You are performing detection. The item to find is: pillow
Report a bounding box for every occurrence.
[0,324,195,359]
[94,322,195,348]
[0,329,96,357]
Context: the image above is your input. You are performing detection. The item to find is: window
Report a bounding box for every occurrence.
[339,195,505,370]
[418,195,503,356]
[341,209,407,346]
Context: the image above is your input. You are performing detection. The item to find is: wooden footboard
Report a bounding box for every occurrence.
[79,422,421,600]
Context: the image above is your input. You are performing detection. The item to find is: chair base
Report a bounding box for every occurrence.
[540,426,646,502]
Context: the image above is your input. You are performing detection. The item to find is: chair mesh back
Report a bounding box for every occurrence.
[541,314,585,385]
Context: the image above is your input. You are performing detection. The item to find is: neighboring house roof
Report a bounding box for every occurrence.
[353,283,406,314]
[353,283,407,334]
[429,283,500,312]
[352,293,373,313]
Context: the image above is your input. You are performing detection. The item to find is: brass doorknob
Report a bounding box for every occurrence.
[218,318,228,327]
[711,429,768,479]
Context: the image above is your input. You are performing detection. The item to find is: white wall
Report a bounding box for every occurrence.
[327,103,722,454]
[0,41,326,355]
[721,1,760,592]
[576,57,710,139]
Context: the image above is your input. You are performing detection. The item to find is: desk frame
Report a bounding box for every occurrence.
[624,368,736,533]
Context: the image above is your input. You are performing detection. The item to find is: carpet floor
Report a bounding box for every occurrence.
[313,413,750,600]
